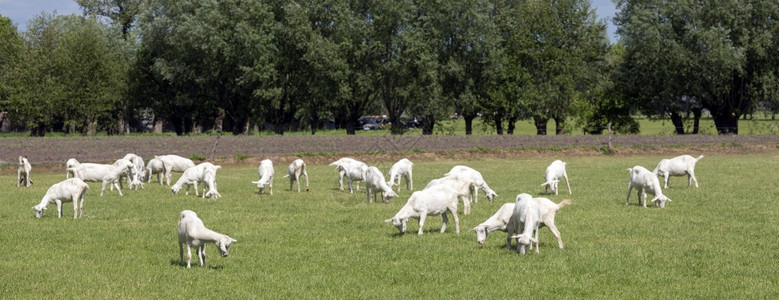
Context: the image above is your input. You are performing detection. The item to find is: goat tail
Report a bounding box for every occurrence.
[696,155,704,161]
[557,199,572,209]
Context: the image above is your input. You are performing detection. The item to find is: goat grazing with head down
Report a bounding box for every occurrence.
[177,210,236,268]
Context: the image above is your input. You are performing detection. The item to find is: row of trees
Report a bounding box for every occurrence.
[0,0,777,136]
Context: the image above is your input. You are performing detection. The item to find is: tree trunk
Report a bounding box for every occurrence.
[712,112,739,134]
[153,119,163,134]
[422,114,435,135]
[463,115,476,135]
[533,116,548,135]
[691,107,702,134]
[669,112,685,134]
[507,116,517,135]
[554,117,565,135]
[495,119,503,135]
[214,109,225,133]
[345,119,357,135]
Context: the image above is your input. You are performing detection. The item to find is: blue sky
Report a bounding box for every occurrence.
[0,0,619,42]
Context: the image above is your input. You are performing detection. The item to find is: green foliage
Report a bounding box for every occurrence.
[189,154,207,161]
[1,153,777,297]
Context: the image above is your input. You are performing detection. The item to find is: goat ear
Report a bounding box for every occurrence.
[231,238,237,242]
[384,218,392,223]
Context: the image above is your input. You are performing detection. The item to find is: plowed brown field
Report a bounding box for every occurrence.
[2,134,777,169]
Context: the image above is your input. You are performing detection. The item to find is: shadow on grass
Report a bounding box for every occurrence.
[169,258,224,269]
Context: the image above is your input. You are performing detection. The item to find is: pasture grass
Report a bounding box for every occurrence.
[1,151,778,298]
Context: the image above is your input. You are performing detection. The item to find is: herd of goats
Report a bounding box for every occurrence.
[15,152,704,267]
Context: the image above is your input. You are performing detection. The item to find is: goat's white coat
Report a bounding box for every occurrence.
[653,155,704,188]
[145,158,167,185]
[540,160,571,195]
[252,159,274,195]
[387,158,413,191]
[424,176,474,215]
[156,155,196,186]
[443,165,498,204]
[329,157,368,193]
[123,153,145,190]
[472,202,516,245]
[364,166,398,203]
[507,194,570,253]
[171,162,222,198]
[32,178,90,219]
[626,166,672,208]
[69,159,134,196]
[385,184,460,235]
[17,156,32,187]
[284,159,309,192]
[177,210,236,268]
[65,158,80,178]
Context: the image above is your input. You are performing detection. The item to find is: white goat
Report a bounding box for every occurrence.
[508,193,540,254]
[387,158,413,191]
[626,166,672,208]
[329,157,368,193]
[32,178,90,219]
[472,203,516,245]
[69,159,134,196]
[424,176,474,215]
[364,166,398,203]
[177,210,236,268]
[156,154,196,186]
[653,154,704,188]
[123,153,145,190]
[145,157,167,185]
[284,158,309,192]
[540,160,571,195]
[384,184,460,235]
[171,162,222,197]
[201,167,222,199]
[252,159,274,195]
[444,165,498,204]
[17,156,32,187]
[507,194,570,253]
[65,158,80,178]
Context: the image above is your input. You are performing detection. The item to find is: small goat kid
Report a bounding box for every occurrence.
[17,156,33,187]
[284,159,309,192]
[32,178,90,219]
[177,210,236,268]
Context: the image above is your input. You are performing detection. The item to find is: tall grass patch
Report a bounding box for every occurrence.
[1,152,777,297]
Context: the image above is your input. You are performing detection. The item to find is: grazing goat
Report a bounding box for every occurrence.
[172,162,222,197]
[65,158,80,178]
[17,156,32,187]
[627,166,672,208]
[385,184,460,235]
[145,157,167,185]
[156,155,196,186]
[653,155,704,188]
[387,158,413,191]
[540,160,571,195]
[123,153,145,190]
[177,210,236,268]
[507,194,570,253]
[329,157,368,193]
[472,203,516,245]
[444,165,498,204]
[252,159,274,195]
[284,159,309,192]
[364,166,398,203]
[69,159,134,196]
[424,176,475,215]
[32,178,90,219]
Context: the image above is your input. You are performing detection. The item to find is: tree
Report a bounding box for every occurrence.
[0,15,22,111]
[615,0,779,134]
[138,0,275,135]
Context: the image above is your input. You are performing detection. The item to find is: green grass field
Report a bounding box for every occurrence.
[2,151,777,298]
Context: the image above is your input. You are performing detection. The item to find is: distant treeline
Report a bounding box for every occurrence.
[0,0,777,136]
